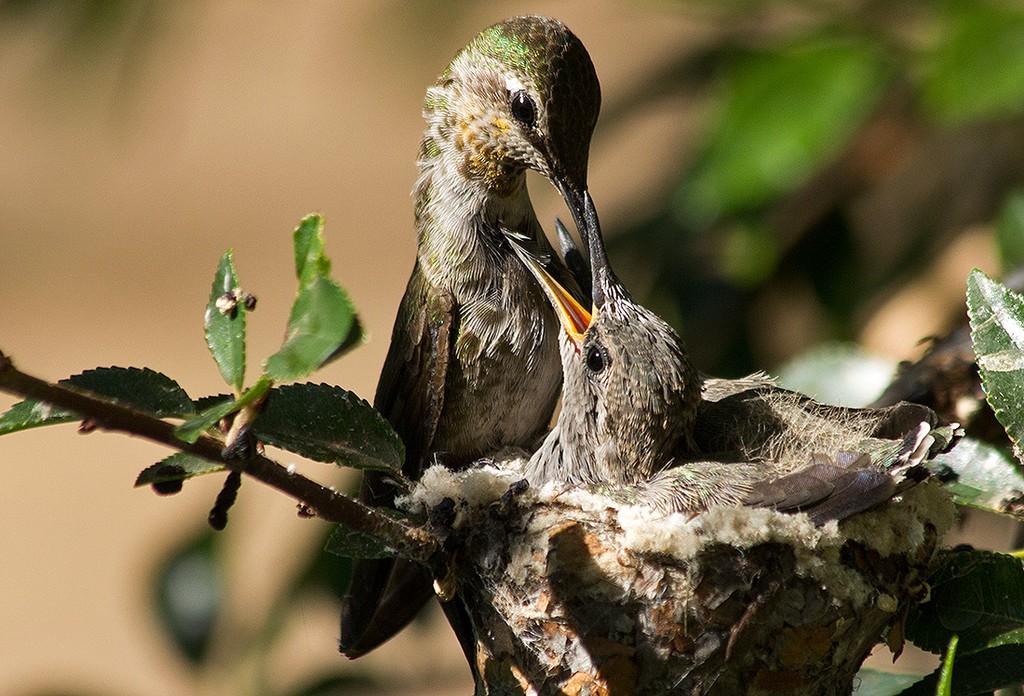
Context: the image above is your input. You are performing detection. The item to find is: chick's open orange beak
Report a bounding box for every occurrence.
[520,256,592,346]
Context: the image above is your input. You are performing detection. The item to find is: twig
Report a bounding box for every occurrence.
[0,348,434,561]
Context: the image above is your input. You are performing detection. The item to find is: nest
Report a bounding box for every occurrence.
[401,459,956,695]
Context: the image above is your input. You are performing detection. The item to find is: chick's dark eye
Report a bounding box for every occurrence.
[509,90,537,128]
[585,345,607,374]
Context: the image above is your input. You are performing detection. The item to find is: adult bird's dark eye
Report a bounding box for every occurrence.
[586,345,606,373]
[510,91,537,128]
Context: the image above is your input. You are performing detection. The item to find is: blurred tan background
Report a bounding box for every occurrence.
[0,3,705,695]
[0,2,1014,695]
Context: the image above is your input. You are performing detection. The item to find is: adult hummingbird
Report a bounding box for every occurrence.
[513,195,959,523]
[339,16,601,658]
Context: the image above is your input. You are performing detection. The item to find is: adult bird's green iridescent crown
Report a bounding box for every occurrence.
[513,195,960,522]
[339,16,601,659]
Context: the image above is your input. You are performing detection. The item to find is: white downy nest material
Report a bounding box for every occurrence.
[398,450,957,610]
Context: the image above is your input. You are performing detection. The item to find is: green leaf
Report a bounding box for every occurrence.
[204,250,246,391]
[0,367,194,436]
[193,393,232,412]
[325,524,396,560]
[928,438,1024,518]
[331,313,366,361]
[852,669,923,696]
[293,213,330,285]
[252,382,404,474]
[986,625,1024,648]
[676,36,889,226]
[264,215,361,382]
[174,375,271,443]
[936,634,957,696]
[896,645,1024,695]
[921,1,1024,123]
[135,452,226,487]
[264,276,356,381]
[906,549,1024,654]
[0,399,78,435]
[966,269,1024,466]
[68,366,194,416]
[997,191,1024,270]
[153,529,222,664]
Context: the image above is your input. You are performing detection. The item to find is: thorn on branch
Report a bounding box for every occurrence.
[209,470,243,530]
[78,417,100,434]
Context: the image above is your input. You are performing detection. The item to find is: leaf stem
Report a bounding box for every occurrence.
[0,348,433,561]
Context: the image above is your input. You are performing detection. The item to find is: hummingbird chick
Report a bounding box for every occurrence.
[512,196,960,522]
[340,16,600,659]
[692,376,959,523]
[515,193,702,488]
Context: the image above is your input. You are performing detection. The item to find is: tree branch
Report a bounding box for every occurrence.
[0,348,433,561]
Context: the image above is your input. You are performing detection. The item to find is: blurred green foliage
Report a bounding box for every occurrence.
[605,0,1024,376]
[676,36,890,226]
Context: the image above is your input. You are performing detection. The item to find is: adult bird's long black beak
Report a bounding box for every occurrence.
[581,190,625,310]
[550,162,599,298]
[554,180,591,247]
